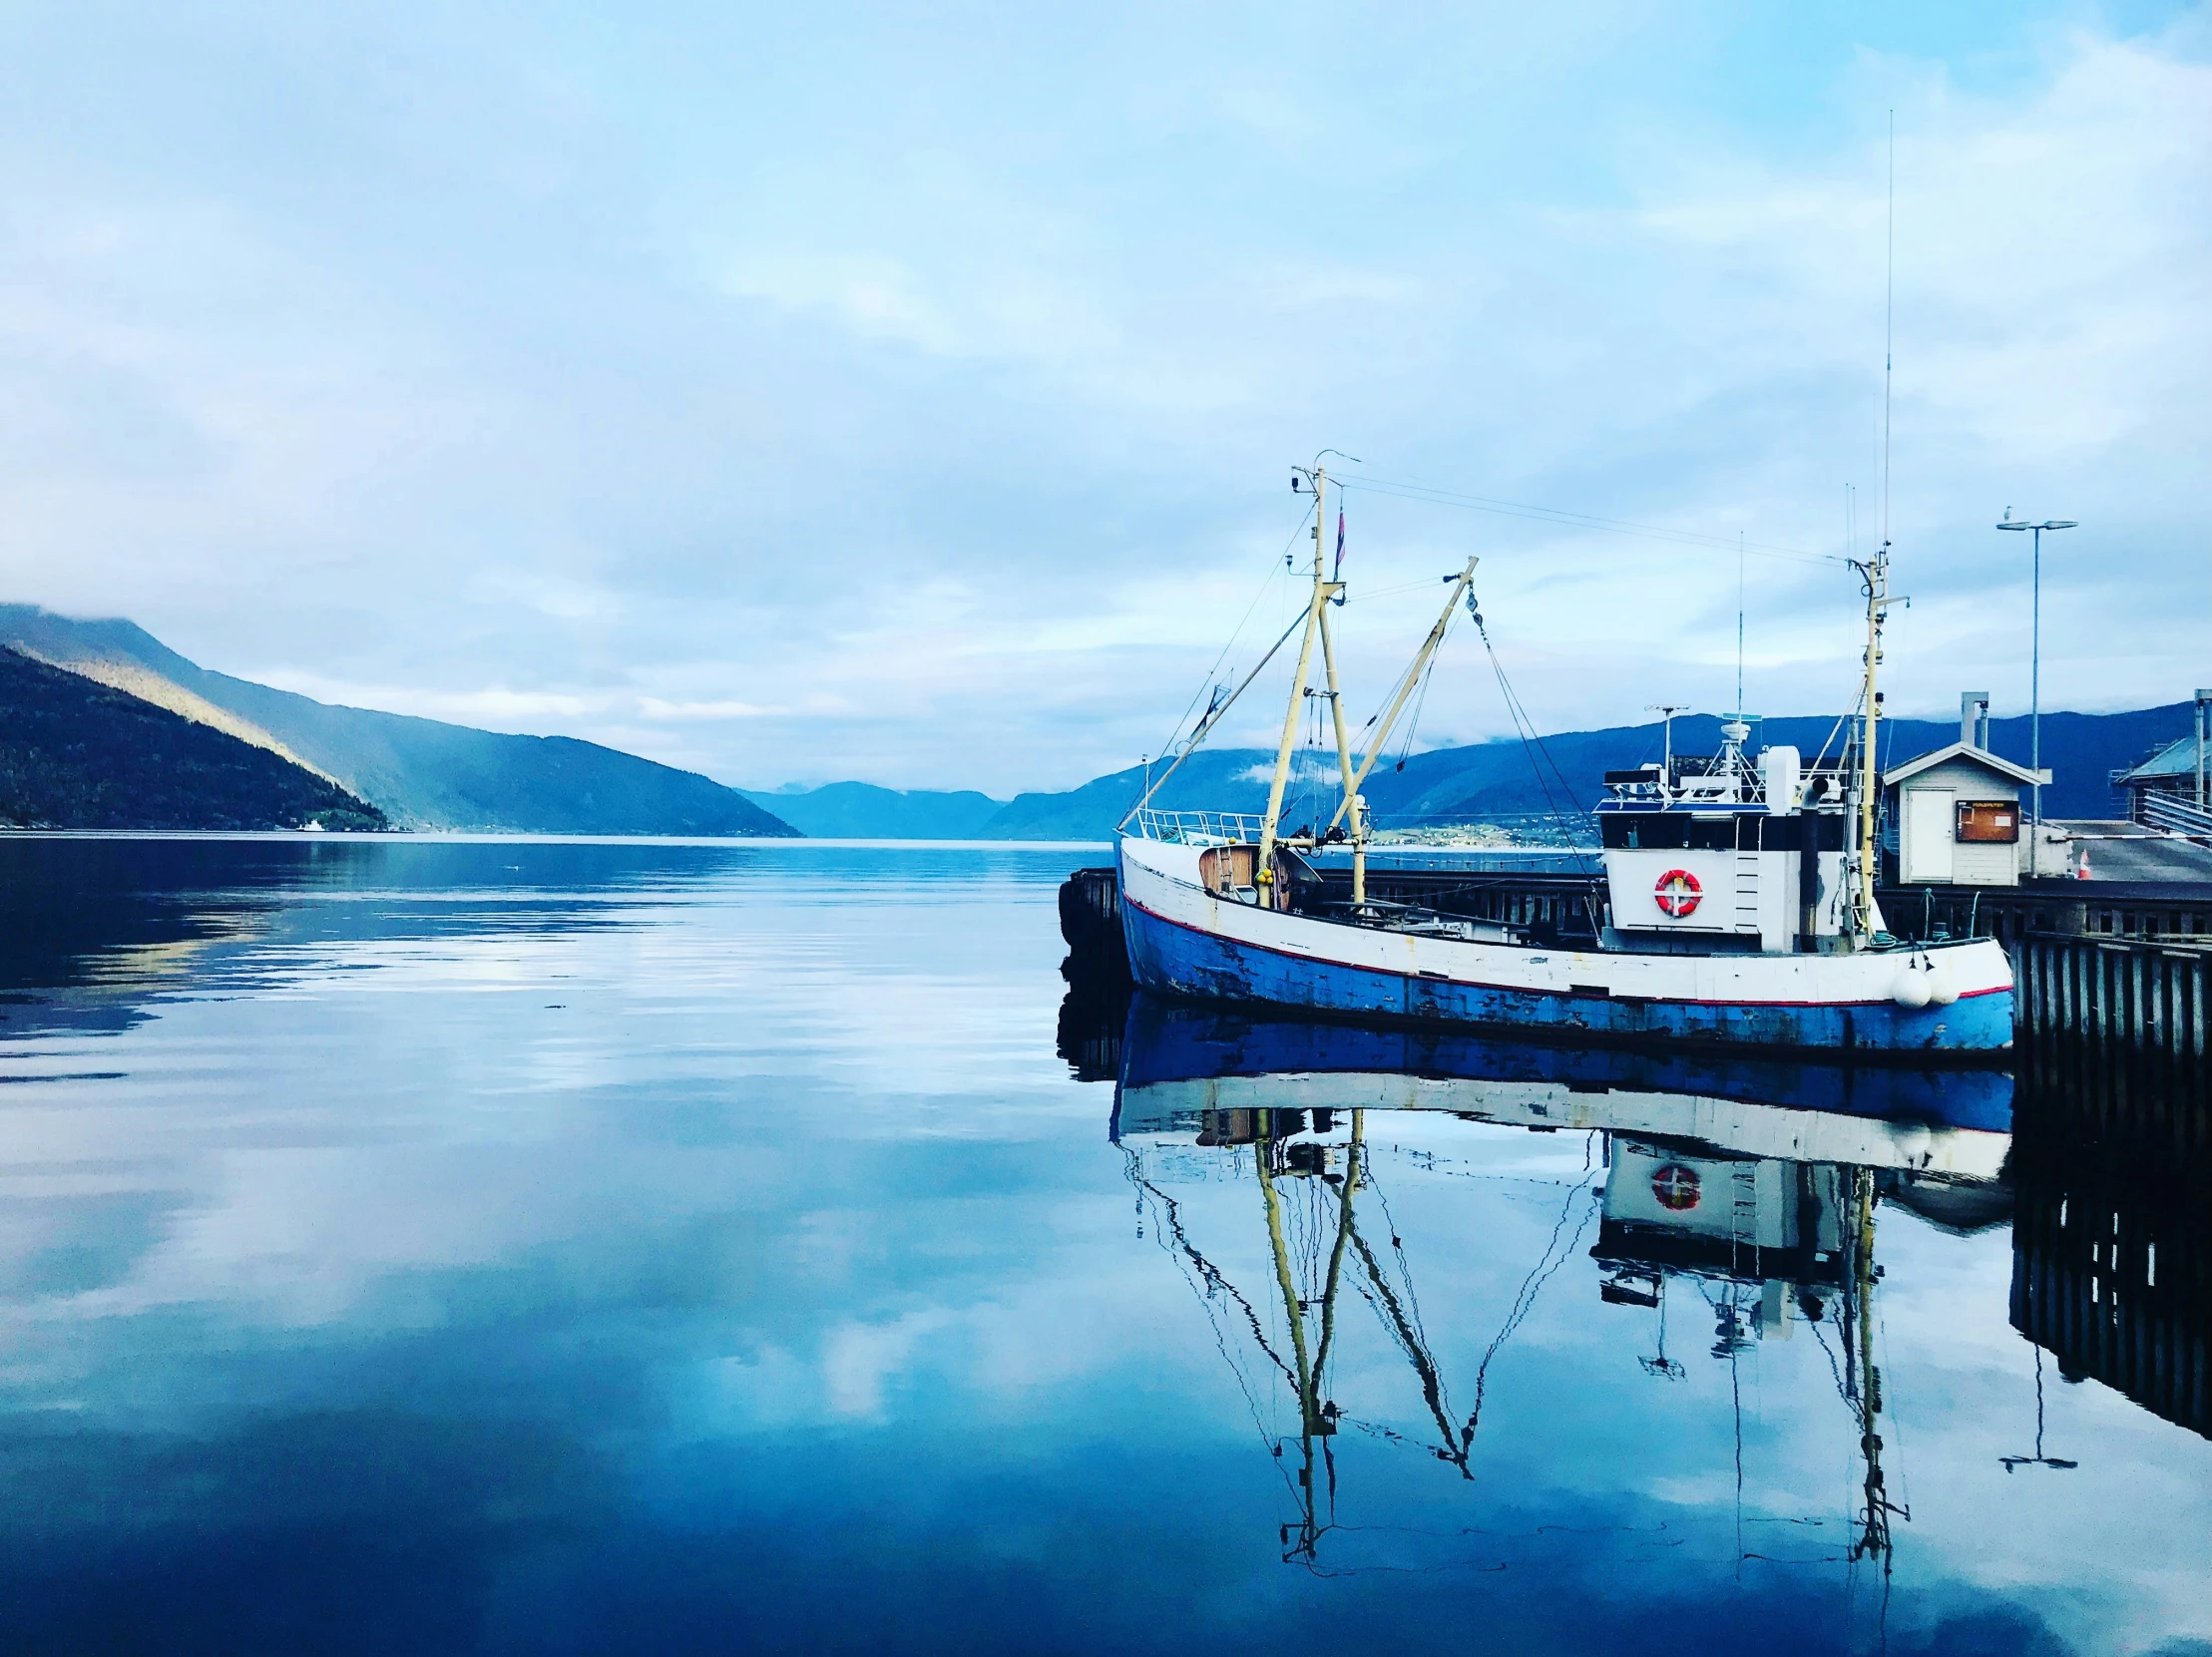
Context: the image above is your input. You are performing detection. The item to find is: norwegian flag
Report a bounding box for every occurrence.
[1333,509,1346,580]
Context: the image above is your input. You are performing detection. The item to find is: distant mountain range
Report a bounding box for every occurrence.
[962,704,2192,842]
[3,603,2189,841]
[1,645,388,831]
[735,701,2187,842]
[0,607,796,837]
[737,782,1006,838]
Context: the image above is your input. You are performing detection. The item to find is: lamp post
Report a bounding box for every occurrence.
[1997,513,2077,875]
[2196,688,2211,811]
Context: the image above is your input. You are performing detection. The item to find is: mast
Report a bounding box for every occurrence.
[1326,559,1479,840]
[1257,1112,1350,1563]
[1852,543,1894,939]
[1854,109,1899,942]
[1310,1108,1365,1394]
[1316,600,1367,905]
[1848,1165,1903,1567]
[1256,468,1338,906]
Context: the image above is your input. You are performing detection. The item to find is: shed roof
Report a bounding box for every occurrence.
[1882,741,2048,789]
[2114,734,2202,783]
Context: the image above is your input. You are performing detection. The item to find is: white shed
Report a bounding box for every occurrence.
[1883,695,2048,887]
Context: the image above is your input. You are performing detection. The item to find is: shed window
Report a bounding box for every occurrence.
[1957,801,2018,843]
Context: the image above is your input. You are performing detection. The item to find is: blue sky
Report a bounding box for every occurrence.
[2,2,2205,793]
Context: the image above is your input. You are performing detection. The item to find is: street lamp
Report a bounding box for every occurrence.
[1997,512,2077,875]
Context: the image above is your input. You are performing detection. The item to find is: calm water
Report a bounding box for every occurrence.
[0,836,2204,1655]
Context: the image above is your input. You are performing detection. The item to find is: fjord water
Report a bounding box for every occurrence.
[0,838,2204,1656]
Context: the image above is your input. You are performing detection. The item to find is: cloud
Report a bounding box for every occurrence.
[635,696,782,721]
[0,5,2203,793]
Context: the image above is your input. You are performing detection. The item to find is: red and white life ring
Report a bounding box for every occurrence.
[1650,1162,1701,1211]
[1653,868,1702,918]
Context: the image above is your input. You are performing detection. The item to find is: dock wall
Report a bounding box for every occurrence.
[1882,880,2212,948]
[2011,1024,2210,1439]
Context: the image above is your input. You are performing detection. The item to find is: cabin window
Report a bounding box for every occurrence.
[1688,817,1742,851]
[1600,814,1688,849]
[1601,812,1823,850]
[1957,800,2019,844]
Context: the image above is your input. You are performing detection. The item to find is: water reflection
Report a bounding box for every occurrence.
[0,839,2205,1653]
[0,835,735,1053]
[1112,1001,2022,1584]
[2012,1036,2209,1441]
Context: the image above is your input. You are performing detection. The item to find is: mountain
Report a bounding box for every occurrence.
[969,705,2195,841]
[13,601,2181,843]
[737,782,1006,838]
[0,607,797,837]
[0,646,388,831]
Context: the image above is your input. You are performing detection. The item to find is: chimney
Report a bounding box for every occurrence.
[1961,690,1991,750]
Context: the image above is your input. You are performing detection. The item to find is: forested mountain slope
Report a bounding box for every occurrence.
[0,607,796,836]
[0,647,388,832]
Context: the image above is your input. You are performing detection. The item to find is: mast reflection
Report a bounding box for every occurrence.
[1112,997,2014,1573]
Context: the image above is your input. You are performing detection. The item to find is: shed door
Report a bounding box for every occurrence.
[1905,788,1955,883]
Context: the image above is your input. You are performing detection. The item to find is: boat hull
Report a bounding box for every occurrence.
[1110,1001,2012,1177]
[1117,835,2014,1055]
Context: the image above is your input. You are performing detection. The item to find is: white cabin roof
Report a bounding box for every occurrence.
[1882,741,2048,789]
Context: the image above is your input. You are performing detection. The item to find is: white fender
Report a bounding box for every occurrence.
[1891,962,1933,1010]
[1925,957,1959,1006]
[1887,1122,1935,1168]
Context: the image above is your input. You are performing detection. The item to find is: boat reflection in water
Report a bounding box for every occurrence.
[1111,996,2012,1573]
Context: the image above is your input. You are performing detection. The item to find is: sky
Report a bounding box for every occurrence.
[2,1,2206,796]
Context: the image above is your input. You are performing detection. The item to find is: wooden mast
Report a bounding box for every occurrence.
[1852,543,1895,941]
[1257,467,1347,907]
[1326,559,1479,845]
[1316,602,1366,905]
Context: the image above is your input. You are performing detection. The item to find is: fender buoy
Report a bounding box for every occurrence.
[1653,868,1702,918]
[1892,963,1933,1009]
[1889,1123,1934,1167]
[1926,958,1959,1007]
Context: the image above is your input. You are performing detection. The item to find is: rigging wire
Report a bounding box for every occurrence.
[1338,575,1465,607]
[1121,1150,1308,1508]
[1337,474,1847,568]
[1468,612,1600,866]
[1456,1180,1601,1450]
[1155,500,1316,762]
[1392,650,1441,772]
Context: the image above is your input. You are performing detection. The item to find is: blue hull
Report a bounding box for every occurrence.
[1115,997,2015,1129]
[1122,897,2014,1056]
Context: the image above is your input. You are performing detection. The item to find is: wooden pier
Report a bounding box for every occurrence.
[2017,933,2210,1085]
[1881,879,2212,949]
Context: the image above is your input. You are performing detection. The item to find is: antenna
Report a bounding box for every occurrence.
[1882,109,1894,553]
[1646,703,1690,788]
[1736,531,1745,718]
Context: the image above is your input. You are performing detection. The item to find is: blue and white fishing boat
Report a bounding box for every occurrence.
[1115,464,2014,1055]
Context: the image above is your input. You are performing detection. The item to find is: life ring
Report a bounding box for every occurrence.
[1653,868,1702,918]
[1650,1162,1701,1211]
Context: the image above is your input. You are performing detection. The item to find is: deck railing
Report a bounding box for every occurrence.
[2136,790,2212,842]
[1128,808,1264,845]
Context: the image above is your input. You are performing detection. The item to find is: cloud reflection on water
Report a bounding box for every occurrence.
[0,838,2204,1655]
